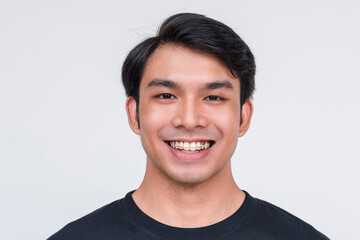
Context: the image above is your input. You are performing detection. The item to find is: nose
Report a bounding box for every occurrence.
[172,97,208,130]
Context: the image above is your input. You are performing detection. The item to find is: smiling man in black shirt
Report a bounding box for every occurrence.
[48,13,329,240]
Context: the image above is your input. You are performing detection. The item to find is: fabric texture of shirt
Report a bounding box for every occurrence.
[48,191,330,240]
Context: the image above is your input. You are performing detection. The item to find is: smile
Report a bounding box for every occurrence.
[166,141,214,153]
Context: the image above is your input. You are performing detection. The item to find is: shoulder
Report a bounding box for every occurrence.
[246,195,329,240]
[47,199,128,240]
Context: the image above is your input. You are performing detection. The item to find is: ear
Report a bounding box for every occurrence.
[239,99,254,137]
[126,97,140,135]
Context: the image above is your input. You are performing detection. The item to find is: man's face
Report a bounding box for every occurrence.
[126,44,253,185]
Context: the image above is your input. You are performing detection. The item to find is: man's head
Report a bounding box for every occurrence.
[122,13,255,185]
[122,13,256,114]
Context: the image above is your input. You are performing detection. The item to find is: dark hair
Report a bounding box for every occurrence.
[122,13,255,108]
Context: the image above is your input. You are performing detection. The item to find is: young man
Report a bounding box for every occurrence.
[49,13,329,239]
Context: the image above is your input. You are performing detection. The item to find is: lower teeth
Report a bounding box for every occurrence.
[182,150,199,153]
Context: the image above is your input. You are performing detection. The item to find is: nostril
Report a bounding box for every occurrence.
[171,114,208,129]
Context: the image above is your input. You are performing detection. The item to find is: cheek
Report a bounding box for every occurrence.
[213,104,241,126]
[212,106,241,143]
[139,104,174,139]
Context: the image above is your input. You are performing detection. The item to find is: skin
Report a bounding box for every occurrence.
[126,44,253,228]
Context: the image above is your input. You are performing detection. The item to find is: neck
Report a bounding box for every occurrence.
[132,159,245,228]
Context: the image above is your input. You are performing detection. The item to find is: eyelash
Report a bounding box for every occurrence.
[204,95,223,101]
[156,94,224,101]
[157,93,176,99]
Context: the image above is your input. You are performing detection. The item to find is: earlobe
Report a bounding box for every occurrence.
[126,97,140,135]
[239,99,254,137]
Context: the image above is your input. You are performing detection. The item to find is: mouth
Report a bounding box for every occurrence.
[165,140,215,153]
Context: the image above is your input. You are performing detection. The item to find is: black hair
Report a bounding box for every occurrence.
[122,13,255,109]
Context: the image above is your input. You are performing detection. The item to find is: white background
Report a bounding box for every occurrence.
[1,1,359,239]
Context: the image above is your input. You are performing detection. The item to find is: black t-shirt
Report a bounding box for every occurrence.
[48,191,329,239]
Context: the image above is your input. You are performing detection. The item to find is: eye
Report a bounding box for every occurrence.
[158,93,176,99]
[204,95,222,101]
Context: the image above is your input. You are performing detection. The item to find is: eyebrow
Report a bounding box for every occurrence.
[146,79,180,89]
[146,78,234,91]
[201,80,234,91]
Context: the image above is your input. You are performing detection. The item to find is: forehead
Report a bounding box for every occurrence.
[140,44,238,89]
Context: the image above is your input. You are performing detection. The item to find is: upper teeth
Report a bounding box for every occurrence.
[169,141,211,151]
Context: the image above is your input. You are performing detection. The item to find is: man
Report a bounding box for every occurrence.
[48,13,329,239]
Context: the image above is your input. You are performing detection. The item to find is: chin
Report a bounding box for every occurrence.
[165,167,220,187]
